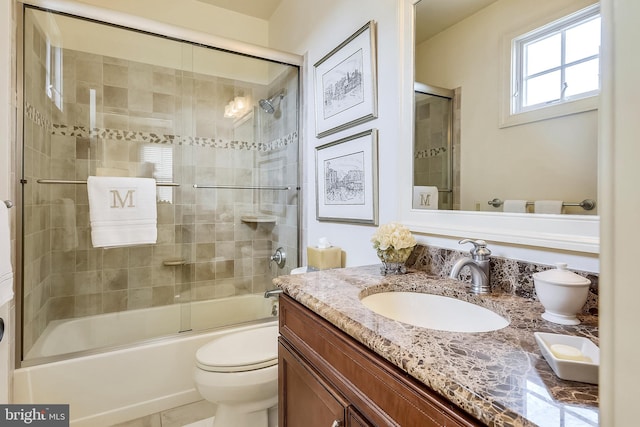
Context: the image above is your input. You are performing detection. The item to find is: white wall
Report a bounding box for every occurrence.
[30,8,272,84]
[599,0,640,424]
[415,0,598,212]
[269,0,402,267]
[68,0,269,46]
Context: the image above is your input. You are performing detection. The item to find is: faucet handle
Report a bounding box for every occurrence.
[458,239,491,260]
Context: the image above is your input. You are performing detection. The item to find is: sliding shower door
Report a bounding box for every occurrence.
[20,6,299,365]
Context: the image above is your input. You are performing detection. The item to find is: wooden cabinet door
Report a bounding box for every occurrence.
[279,339,347,427]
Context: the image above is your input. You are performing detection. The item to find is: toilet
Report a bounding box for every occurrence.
[193,324,279,427]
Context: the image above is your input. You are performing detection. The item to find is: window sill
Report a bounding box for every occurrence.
[499,95,599,128]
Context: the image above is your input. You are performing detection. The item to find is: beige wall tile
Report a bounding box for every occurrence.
[128,288,152,310]
[104,85,129,109]
[103,268,128,291]
[76,59,102,85]
[103,290,128,313]
[129,267,153,288]
[104,63,128,87]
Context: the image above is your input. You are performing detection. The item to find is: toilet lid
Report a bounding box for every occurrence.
[196,325,279,373]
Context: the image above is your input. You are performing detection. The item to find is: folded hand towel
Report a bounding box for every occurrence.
[534,200,564,214]
[87,176,158,248]
[412,186,439,210]
[0,202,14,306]
[503,200,528,213]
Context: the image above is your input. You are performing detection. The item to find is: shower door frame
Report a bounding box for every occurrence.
[15,0,304,368]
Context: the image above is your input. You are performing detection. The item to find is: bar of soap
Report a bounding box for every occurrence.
[550,343,592,362]
[307,246,341,270]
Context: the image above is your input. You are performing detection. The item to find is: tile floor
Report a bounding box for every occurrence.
[113,400,215,427]
[113,399,278,427]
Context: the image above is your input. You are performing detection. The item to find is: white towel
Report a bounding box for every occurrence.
[534,200,564,214]
[503,200,528,213]
[87,176,158,248]
[412,186,439,210]
[0,203,14,306]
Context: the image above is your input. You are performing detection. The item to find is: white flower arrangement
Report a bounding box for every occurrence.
[371,222,416,264]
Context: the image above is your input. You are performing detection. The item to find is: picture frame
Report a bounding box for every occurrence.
[314,21,378,138]
[315,129,378,225]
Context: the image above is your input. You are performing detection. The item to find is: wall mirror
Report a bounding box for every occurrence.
[398,0,599,253]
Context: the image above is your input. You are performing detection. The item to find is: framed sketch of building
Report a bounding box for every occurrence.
[314,21,378,137]
[315,129,378,224]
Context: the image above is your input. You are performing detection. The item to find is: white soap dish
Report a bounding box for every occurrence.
[534,332,599,384]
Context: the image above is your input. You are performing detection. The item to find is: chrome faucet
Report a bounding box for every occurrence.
[264,288,283,298]
[449,239,491,294]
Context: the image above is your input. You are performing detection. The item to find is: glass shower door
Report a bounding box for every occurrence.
[414,86,453,210]
[20,5,299,365]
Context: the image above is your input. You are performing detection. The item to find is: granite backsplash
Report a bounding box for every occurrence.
[406,244,599,315]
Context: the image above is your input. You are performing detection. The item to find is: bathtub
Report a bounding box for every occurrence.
[13,294,278,426]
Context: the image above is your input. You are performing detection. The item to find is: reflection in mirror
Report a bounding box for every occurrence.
[413,83,456,210]
[414,0,599,216]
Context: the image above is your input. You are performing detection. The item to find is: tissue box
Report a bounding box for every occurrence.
[307,246,341,270]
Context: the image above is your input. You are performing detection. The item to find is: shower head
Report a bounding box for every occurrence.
[258,91,285,114]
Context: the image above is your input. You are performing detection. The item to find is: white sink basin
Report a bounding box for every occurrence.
[360,292,509,333]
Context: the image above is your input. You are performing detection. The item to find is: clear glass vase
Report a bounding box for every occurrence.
[380,261,407,275]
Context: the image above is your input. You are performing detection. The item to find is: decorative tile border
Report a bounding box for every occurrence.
[25,102,52,130]
[27,101,298,152]
[414,146,447,159]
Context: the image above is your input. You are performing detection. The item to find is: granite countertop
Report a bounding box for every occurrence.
[273,265,599,427]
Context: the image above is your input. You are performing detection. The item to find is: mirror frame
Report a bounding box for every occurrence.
[398,0,599,254]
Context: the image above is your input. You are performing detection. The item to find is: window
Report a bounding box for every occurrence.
[45,40,63,110]
[510,4,600,116]
[141,145,174,203]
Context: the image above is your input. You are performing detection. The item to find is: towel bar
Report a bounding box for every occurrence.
[487,198,596,211]
[193,184,293,190]
[3,200,12,208]
[162,259,187,266]
[36,179,180,187]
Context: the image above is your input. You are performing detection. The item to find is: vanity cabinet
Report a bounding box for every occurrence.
[278,294,482,427]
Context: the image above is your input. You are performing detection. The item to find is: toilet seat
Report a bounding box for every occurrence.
[196,325,279,373]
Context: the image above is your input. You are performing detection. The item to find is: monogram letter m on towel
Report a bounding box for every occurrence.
[87,176,158,248]
[111,189,136,208]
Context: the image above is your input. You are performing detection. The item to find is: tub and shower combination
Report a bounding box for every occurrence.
[14,2,300,425]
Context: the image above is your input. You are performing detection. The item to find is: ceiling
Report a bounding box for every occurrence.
[416,0,499,44]
[195,0,498,43]
[195,0,283,20]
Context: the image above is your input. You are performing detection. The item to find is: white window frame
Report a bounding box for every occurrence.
[499,3,600,128]
[141,145,174,204]
[45,39,63,110]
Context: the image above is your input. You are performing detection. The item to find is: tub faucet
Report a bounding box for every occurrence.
[449,239,491,294]
[264,288,283,298]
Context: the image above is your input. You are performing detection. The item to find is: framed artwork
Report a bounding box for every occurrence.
[314,21,378,138]
[315,129,378,224]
